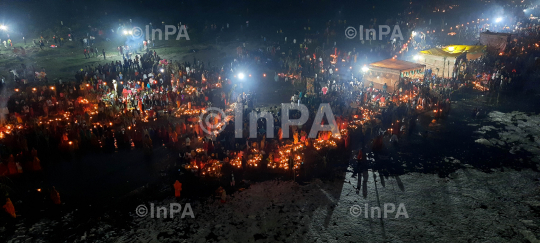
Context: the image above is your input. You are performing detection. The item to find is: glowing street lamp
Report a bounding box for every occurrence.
[361,66,369,73]
[495,17,503,23]
[0,25,6,30]
[238,73,245,80]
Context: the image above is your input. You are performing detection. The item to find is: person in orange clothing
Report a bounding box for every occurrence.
[50,187,61,205]
[138,99,144,117]
[170,130,178,144]
[31,148,38,158]
[220,187,227,203]
[261,135,266,150]
[7,156,18,175]
[32,156,42,171]
[173,180,182,198]
[356,149,363,163]
[16,162,23,174]
[175,123,181,135]
[3,198,16,218]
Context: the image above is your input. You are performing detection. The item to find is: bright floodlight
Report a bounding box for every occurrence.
[412,31,417,37]
[160,68,164,73]
[0,25,6,30]
[495,17,502,23]
[238,73,245,79]
[413,55,420,60]
[129,30,133,35]
[123,30,128,35]
[361,66,369,72]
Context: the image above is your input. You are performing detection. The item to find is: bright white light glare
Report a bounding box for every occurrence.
[523,9,527,12]
[123,30,128,35]
[448,46,455,51]
[129,31,133,35]
[361,66,369,72]
[412,31,417,36]
[238,73,245,79]
[0,25,7,30]
[413,55,420,60]
[495,17,503,23]
[160,68,164,73]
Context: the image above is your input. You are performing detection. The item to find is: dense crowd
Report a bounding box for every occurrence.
[1,2,540,220]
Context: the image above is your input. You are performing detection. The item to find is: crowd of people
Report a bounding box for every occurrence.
[1,2,540,220]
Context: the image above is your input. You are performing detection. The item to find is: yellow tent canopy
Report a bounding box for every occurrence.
[420,45,486,58]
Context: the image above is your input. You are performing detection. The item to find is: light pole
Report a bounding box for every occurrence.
[0,25,7,40]
[361,65,369,89]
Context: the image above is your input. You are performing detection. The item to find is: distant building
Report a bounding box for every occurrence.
[480,31,511,52]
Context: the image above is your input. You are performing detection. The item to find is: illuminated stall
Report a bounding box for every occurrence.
[364,59,425,92]
[415,45,486,78]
